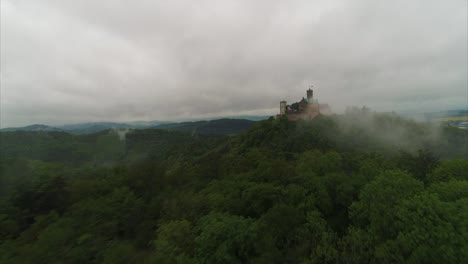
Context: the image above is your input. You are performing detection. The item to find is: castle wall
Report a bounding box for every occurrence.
[286,103,320,121]
[278,88,328,121]
[280,101,287,115]
[286,111,319,121]
[307,89,313,101]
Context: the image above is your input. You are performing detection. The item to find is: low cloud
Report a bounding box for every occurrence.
[1,0,466,127]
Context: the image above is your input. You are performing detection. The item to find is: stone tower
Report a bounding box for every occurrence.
[280,101,287,115]
[307,88,313,102]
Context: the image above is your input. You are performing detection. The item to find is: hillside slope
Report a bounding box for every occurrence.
[0,113,466,263]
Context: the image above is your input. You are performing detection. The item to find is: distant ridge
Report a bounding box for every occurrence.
[0,124,63,132]
[206,115,270,121]
[423,110,468,120]
[1,118,263,135]
[59,122,134,133]
[153,118,256,135]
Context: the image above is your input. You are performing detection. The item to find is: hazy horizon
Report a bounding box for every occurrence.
[1,0,467,128]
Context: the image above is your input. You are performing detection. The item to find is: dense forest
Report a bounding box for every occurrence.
[0,110,467,263]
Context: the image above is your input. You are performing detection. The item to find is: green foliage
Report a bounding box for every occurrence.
[393,193,467,263]
[350,170,424,239]
[98,241,139,264]
[396,149,440,183]
[0,114,466,263]
[428,180,468,201]
[427,158,468,183]
[151,220,195,263]
[195,213,258,264]
[296,150,343,176]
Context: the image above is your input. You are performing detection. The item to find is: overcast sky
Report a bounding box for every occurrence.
[1,0,467,127]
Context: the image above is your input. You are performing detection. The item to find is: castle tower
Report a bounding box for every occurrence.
[307,88,313,102]
[280,101,287,115]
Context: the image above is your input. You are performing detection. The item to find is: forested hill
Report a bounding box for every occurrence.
[0,118,259,134]
[0,112,467,263]
[153,118,256,135]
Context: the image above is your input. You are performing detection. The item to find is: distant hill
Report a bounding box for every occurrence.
[0,124,63,132]
[424,110,468,120]
[208,115,270,121]
[124,120,171,128]
[58,122,134,134]
[399,109,468,121]
[424,110,468,130]
[153,118,257,135]
[1,122,132,134]
[1,118,260,134]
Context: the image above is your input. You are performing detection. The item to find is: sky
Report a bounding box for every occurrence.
[1,0,467,127]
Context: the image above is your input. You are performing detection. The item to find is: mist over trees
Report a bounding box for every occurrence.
[0,112,467,263]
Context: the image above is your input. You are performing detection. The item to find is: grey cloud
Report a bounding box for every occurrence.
[1,0,466,127]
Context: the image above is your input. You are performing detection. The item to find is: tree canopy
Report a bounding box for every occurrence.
[1,113,467,263]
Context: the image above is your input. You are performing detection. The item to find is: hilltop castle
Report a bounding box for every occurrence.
[278,88,331,121]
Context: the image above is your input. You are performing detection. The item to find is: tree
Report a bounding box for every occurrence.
[151,220,194,263]
[194,213,258,264]
[396,149,439,183]
[303,211,338,264]
[428,180,468,202]
[98,241,139,264]
[349,170,424,241]
[393,192,467,263]
[427,158,468,183]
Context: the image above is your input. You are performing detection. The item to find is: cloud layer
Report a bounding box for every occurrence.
[1,0,467,127]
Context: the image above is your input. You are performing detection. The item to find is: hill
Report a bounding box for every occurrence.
[1,118,260,134]
[0,112,467,263]
[154,118,256,135]
[0,124,63,132]
[58,122,134,133]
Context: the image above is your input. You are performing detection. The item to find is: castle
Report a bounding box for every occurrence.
[278,88,331,121]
